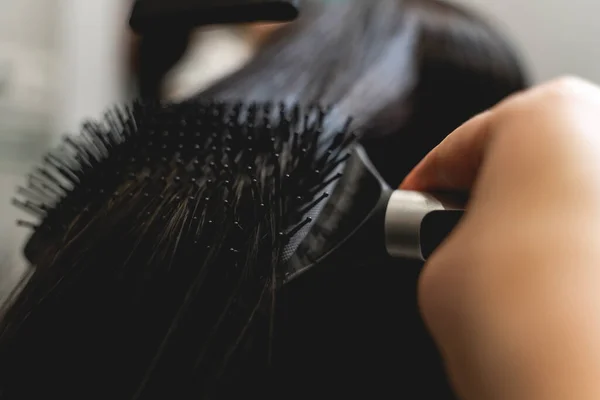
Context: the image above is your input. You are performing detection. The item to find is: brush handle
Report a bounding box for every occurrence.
[419,209,464,260]
[384,190,465,261]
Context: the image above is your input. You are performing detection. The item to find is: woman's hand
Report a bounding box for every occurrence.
[402,77,600,400]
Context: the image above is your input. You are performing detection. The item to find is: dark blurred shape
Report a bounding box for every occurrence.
[130,0,299,100]
[136,29,192,100]
[130,0,300,33]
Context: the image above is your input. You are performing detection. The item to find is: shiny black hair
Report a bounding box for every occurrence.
[0,1,526,399]
[199,0,527,186]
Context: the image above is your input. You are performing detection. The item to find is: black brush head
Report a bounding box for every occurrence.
[15,100,354,278]
[130,0,300,33]
[6,100,357,398]
[284,145,393,283]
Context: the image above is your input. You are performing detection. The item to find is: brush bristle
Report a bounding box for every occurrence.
[4,100,358,398]
[14,100,355,265]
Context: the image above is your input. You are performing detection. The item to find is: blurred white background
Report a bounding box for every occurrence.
[0,0,61,297]
[0,0,599,298]
[451,0,600,84]
[0,0,128,298]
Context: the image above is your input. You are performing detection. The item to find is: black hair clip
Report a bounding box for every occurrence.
[130,0,300,34]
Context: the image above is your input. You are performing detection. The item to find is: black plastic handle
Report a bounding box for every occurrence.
[420,210,464,260]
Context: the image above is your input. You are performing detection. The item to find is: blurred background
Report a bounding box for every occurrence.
[0,0,598,297]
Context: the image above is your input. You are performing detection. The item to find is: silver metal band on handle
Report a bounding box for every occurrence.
[384,190,462,261]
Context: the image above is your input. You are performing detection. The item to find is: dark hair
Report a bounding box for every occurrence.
[0,0,526,399]
[199,0,527,186]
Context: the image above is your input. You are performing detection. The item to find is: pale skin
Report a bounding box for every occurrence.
[401,76,600,400]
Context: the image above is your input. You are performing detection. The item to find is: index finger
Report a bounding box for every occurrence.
[400,110,494,192]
